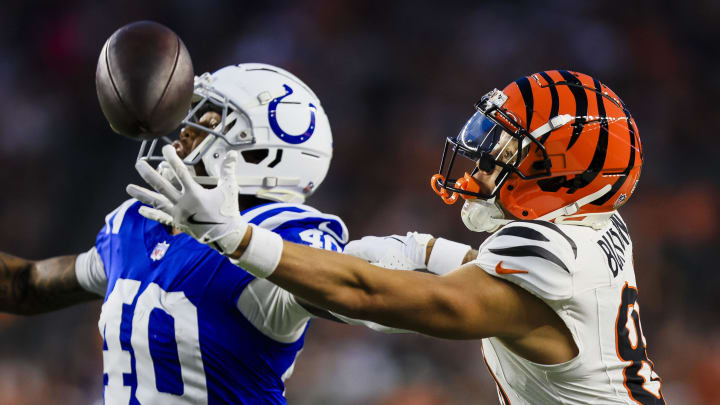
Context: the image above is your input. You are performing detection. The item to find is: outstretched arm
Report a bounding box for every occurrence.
[219,227,535,339]
[259,241,576,363]
[231,234,553,340]
[0,253,100,315]
[129,145,572,352]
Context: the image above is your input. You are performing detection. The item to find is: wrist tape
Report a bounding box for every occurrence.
[229,225,283,278]
[427,238,471,275]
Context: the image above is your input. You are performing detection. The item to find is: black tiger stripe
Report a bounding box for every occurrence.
[591,106,637,206]
[558,70,588,150]
[489,245,570,273]
[517,220,578,258]
[496,225,550,242]
[515,77,534,131]
[537,71,559,144]
[565,77,609,194]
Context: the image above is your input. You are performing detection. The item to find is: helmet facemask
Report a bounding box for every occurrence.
[137,73,255,183]
[432,89,550,205]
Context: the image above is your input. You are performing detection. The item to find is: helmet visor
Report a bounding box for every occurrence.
[433,112,526,202]
[456,111,524,170]
[457,111,505,158]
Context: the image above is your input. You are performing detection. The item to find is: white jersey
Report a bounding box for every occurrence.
[473,214,665,405]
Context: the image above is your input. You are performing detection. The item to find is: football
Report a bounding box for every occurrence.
[95,21,194,140]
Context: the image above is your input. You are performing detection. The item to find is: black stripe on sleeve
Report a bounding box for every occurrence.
[488,245,570,273]
[496,225,550,242]
[520,220,578,258]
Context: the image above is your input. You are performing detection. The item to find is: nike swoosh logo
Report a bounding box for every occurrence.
[388,236,406,245]
[187,213,223,225]
[495,261,528,275]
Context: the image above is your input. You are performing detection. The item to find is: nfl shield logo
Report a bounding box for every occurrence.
[613,193,627,209]
[150,241,170,261]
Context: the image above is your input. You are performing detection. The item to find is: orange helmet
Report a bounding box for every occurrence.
[432,70,642,225]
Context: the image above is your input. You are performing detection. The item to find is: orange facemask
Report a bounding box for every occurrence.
[430,172,482,205]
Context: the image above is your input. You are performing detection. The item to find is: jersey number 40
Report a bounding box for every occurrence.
[98,279,208,404]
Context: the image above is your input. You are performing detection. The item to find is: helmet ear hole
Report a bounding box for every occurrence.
[537,176,568,192]
[241,149,269,164]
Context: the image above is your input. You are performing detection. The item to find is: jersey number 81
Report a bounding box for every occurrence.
[615,282,664,404]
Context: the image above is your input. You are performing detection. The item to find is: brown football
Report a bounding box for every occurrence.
[96,21,194,140]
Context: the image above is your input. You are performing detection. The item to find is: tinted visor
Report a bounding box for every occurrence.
[434,111,525,201]
[457,111,505,158]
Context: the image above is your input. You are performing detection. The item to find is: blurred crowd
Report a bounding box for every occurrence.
[1,0,719,403]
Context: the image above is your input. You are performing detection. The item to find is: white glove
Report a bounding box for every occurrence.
[126,144,248,255]
[344,232,433,271]
[157,160,181,189]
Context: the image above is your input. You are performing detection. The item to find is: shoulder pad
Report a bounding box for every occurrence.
[474,220,577,301]
[101,199,141,235]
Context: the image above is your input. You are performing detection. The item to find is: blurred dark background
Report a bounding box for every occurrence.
[1,0,719,403]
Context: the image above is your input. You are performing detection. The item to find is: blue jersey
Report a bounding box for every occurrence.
[94,200,347,405]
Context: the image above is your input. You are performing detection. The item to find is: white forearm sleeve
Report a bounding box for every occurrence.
[236,278,312,343]
[74,247,108,297]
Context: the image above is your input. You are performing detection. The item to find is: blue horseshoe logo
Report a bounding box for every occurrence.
[268,84,316,144]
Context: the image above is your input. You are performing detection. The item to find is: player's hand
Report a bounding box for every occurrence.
[344,232,433,271]
[127,144,248,254]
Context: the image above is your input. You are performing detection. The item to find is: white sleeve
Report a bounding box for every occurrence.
[473,221,577,301]
[236,278,312,343]
[74,247,108,297]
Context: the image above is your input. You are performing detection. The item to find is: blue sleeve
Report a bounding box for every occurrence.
[94,199,147,292]
[272,217,348,252]
[275,226,345,252]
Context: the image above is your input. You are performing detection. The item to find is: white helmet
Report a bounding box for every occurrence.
[138,63,332,203]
